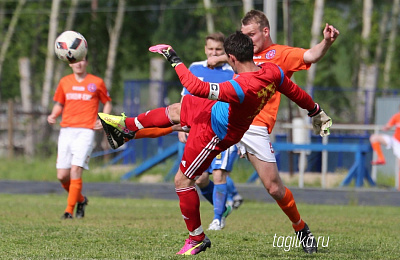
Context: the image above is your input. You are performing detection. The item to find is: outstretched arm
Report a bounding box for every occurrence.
[303,23,340,64]
[149,44,239,103]
[278,73,332,137]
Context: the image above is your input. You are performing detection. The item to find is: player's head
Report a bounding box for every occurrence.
[224,31,254,62]
[241,10,272,54]
[204,32,226,58]
[69,54,88,74]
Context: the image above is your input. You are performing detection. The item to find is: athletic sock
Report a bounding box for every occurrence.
[125,107,174,132]
[61,180,70,192]
[134,127,173,139]
[213,183,228,220]
[371,142,385,161]
[292,219,306,232]
[176,186,204,241]
[199,180,214,205]
[276,187,303,231]
[226,176,238,200]
[65,178,84,214]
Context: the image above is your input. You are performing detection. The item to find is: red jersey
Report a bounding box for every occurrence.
[252,44,311,132]
[386,112,400,141]
[53,73,111,129]
[175,62,315,144]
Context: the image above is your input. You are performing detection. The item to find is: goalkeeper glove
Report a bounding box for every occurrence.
[308,103,332,137]
[149,44,182,68]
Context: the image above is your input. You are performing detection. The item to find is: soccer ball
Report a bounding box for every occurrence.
[54,31,88,64]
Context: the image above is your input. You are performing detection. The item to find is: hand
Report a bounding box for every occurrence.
[93,119,103,130]
[207,55,228,69]
[149,44,182,68]
[323,23,340,44]
[178,131,188,144]
[308,103,332,137]
[47,115,56,125]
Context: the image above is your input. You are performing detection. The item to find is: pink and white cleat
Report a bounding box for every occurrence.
[176,235,211,255]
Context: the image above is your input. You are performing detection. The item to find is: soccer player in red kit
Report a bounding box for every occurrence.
[99,31,331,255]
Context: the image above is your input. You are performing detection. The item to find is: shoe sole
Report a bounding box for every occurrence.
[99,117,127,149]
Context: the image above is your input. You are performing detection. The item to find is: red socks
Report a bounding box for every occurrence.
[176,186,205,241]
[125,107,174,132]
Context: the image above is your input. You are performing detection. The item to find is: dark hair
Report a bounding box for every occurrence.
[241,10,270,30]
[224,31,254,62]
[205,32,225,44]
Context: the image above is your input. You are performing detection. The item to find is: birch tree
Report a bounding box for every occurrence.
[243,0,254,14]
[104,0,126,91]
[382,0,400,94]
[356,0,374,123]
[41,0,61,111]
[53,0,79,87]
[305,0,324,95]
[203,0,214,34]
[19,57,34,156]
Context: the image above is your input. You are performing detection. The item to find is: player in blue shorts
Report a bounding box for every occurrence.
[178,32,243,231]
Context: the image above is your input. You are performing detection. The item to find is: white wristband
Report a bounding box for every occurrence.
[208,83,220,100]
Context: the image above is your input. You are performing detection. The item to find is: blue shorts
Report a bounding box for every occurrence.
[207,145,238,173]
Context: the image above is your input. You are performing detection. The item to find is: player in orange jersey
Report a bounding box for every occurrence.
[370,105,400,165]
[47,56,112,219]
[207,10,339,254]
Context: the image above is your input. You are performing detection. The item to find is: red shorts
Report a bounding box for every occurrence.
[180,95,232,179]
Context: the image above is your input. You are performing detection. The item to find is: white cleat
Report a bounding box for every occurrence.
[207,219,222,231]
[220,204,233,229]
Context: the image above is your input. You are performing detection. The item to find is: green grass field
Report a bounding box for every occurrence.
[1,194,399,259]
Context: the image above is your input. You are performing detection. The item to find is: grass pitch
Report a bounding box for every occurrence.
[0,194,399,259]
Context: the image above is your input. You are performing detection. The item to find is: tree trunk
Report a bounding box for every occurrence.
[356,0,373,124]
[383,0,399,94]
[53,0,79,88]
[104,0,126,91]
[242,0,254,14]
[203,0,214,34]
[282,0,292,46]
[41,0,61,111]
[306,0,324,95]
[264,0,277,43]
[149,58,165,109]
[19,57,35,156]
[0,0,26,101]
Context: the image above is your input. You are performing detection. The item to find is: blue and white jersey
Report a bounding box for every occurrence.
[181,60,234,96]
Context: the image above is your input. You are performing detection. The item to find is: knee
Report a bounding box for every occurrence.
[265,182,285,200]
[212,170,226,184]
[174,170,193,188]
[195,172,209,188]
[57,173,69,183]
[168,103,181,124]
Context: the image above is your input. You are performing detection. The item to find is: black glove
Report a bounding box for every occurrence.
[149,44,182,68]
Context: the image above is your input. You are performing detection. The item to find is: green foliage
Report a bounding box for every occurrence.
[0,194,399,259]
